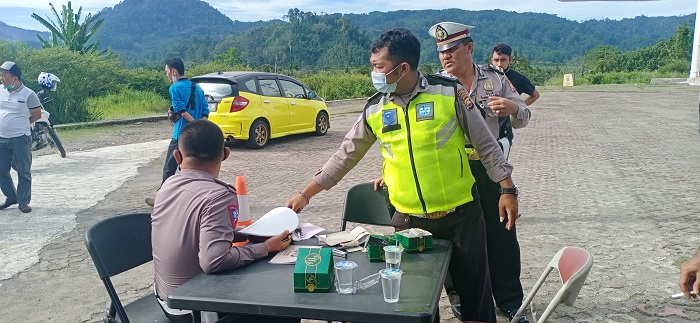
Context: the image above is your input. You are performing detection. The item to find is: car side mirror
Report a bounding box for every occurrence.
[308,91,317,99]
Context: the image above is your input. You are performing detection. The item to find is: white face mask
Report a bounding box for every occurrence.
[171,75,178,83]
[371,64,403,93]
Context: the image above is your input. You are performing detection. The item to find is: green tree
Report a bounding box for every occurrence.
[31,1,105,55]
[215,47,241,66]
[582,45,622,74]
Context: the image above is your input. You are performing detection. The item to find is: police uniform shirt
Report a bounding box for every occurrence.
[0,84,41,138]
[152,169,268,300]
[311,72,513,191]
[504,68,536,96]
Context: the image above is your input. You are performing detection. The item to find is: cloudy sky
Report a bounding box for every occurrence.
[3,0,697,31]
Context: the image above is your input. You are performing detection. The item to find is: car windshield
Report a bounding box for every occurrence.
[195,82,235,97]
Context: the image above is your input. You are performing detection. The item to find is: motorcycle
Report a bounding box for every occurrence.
[32,72,66,158]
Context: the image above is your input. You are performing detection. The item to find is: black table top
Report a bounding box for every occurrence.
[168,239,452,323]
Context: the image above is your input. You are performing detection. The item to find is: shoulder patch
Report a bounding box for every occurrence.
[456,86,473,110]
[506,79,517,93]
[228,204,239,227]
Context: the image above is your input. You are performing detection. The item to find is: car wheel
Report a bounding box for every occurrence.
[314,111,329,136]
[247,119,269,149]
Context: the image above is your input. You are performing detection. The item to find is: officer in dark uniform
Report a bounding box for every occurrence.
[428,22,531,323]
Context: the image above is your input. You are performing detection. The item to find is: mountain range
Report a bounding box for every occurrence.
[0,0,695,68]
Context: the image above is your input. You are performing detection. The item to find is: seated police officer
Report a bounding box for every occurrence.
[151,119,296,323]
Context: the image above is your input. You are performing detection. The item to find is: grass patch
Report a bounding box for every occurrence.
[86,89,169,120]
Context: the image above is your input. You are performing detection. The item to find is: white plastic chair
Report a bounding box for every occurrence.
[510,247,593,323]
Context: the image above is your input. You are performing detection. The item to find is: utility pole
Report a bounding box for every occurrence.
[689,0,700,85]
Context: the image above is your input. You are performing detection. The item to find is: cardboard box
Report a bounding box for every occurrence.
[394,228,433,253]
[293,247,335,292]
[365,234,399,262]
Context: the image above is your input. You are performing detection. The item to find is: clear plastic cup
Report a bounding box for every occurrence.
[383,245,403,270]
[379,269,402,303]
[334,261,358,294]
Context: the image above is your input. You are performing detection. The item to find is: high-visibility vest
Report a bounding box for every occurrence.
[364,77,476,215]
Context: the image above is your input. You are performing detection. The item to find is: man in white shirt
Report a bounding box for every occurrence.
[0,61,42,213]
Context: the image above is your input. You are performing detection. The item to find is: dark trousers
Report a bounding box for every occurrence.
[393,202,496,323]
[470,159,524,311]
[162,139,179,185]
[0,135,32,204]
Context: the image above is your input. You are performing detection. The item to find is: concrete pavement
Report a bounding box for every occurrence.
[0,84,699,322]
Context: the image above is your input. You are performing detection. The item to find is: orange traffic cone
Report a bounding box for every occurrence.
[232,176,252,246]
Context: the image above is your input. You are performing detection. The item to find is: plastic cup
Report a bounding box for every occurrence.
[334,261,358,294]
[379,269,402,303]
[383,245,403,270]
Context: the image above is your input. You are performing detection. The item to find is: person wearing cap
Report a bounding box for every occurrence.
[492,44,540,107]
[0,61,42,213]
[151,119,296,323]
[428,22,531,323]
[286,28,520,323]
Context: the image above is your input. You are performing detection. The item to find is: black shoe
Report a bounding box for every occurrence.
[504,308,529,323]
[18,204,32,213]
[0,199,17,210]
[447,291,462,320]
[450,304,462,321]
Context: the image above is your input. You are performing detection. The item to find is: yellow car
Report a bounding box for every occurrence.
[192,72,330,149]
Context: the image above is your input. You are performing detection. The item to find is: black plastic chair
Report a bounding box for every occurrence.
[339,182,394,231]
[84,212,168,323]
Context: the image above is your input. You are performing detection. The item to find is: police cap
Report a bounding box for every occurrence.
[428,22,474,52]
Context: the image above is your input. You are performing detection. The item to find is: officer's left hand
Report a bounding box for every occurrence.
[498,194,519,230]
[487,96,518,117]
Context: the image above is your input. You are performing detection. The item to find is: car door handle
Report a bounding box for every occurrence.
[290,102,296,105]
[263,100,271,103]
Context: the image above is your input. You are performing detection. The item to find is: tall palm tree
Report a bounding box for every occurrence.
[31,1,105,55]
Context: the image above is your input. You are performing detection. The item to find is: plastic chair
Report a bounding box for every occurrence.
[84,213,167,323]
[339,182,393,231]
[510,247,593,323]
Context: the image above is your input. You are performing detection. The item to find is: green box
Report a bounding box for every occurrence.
[293,247,335,293]
[365,234,399,262]
[394,228,433,253]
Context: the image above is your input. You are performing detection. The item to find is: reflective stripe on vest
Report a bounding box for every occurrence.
[365,83,476,214]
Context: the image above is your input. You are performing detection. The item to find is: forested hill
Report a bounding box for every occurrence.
[340,9,695,65]
[0,21,47,49]
[93,0,276,66]
[2,1,694,69]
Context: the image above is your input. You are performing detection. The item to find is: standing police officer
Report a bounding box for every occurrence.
[429,22,531,323]
[287,28,521,323]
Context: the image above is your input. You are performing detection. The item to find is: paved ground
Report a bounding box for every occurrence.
[0,84,699,322]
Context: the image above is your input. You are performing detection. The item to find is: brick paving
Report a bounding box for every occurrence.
[0,84,699,322]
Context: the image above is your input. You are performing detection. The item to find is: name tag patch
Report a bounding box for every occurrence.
[416,102,434,121]
[382,109,401,132]
[382,109,398,127]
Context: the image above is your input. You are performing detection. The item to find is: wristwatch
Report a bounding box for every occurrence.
[499,187,518,196]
